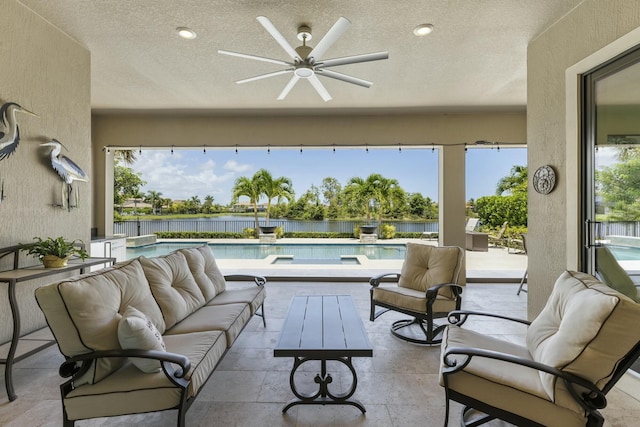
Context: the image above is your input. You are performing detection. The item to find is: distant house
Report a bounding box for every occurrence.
[121,198,153,209]
[231,201,267,212]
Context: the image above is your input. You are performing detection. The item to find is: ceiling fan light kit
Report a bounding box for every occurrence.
[218,16,389,101]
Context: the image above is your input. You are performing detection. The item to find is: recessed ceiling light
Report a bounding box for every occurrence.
[413,23,434,36]
[177,27,197,40]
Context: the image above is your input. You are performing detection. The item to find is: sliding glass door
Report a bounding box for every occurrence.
[582,47,640,279]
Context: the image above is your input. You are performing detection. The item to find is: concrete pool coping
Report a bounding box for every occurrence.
[150,237,528,282]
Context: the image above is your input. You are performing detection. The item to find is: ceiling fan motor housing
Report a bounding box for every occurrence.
[297,25,312,41]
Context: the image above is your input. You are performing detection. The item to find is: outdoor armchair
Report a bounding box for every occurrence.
[370,243,464,345]
[440,270,640,427]
[488,221,508,247]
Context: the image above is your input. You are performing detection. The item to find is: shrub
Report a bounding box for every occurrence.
[475,193,527,228]
[154,232,244,239]
[380,224,396,239]
[242,227,257,238]
[275,226,285,239]
[284,232,354,238]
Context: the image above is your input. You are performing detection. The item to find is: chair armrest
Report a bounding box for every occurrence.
[442,346,607,412]
[426,283,463,299]
[60,349,191,388]
[224,274,266,286]
[370,272,401,287]
[447,310,531,327]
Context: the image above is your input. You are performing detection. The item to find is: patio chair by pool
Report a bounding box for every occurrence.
[441,270,640,427]
[516,233,528,295]
[369,243,464,345]
[488,221,508,247]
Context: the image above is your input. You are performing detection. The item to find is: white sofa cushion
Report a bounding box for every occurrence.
[527,270,640,407]
[118,306,166,373]
[35,258,165,385]
[178,245,226,301]
[140,252,206,329]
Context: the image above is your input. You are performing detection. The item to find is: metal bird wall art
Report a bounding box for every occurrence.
[40,139,88,211]
[0,102,38,161]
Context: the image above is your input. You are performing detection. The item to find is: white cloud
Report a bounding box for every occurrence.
[224,159,253,173]
[132,151,241,204]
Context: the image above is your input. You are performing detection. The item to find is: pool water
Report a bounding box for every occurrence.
[607,245,640,261]
[127,242,407,261]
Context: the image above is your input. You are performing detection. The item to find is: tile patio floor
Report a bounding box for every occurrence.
[2,281,639,426]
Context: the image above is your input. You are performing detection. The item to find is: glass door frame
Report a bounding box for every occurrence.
[581,46,640,273]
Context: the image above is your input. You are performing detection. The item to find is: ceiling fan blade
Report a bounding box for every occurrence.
[318,51,389,68]
[256,16,300,61]
[315,69,372,88]
[308,17,351,62]
[308,74,332,102]
[218,50,293,66]
[277,75,301,100]
[236,69,293,84]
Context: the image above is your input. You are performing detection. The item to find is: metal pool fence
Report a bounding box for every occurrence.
[114,219,439,236]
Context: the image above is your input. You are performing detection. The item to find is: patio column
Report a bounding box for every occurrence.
[439,144,466,266]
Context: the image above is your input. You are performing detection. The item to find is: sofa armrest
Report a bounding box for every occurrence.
[224,274,266,286]
[442,346,607,412]
[370,273,401,287]
[426,283,463,299]
[447,309,531,327]
[60,349,191,388]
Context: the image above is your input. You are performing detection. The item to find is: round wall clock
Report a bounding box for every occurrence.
[533,165,556,195]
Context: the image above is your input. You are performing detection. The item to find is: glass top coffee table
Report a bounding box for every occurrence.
[274,295,373,413]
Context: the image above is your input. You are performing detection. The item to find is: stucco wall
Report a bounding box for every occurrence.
[527,0,640,318]
[0,0,91,342]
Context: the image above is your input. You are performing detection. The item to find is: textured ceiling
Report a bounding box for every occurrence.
[19,0,583,112]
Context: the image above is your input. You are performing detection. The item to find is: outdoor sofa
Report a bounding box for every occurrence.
[35,245,266,427]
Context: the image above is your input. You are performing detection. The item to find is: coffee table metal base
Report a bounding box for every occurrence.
[282,356,365,414]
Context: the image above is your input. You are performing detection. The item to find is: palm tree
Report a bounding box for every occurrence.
[496,165,528,195]
[114,149,137,165]
[346,176,377,222]
[257,169,294,225]
[203,195,215,214]
[187,196,201,214]
[145,190,162,214]
[371,175,401,223]
[232,173,263,231]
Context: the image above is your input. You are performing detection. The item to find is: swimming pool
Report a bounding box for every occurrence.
[607,245,640,261]
[127,242,407,261]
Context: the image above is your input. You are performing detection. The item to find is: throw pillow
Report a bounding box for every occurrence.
[117,305,166,373]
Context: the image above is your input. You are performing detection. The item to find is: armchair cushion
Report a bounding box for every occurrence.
[399,243,463,298]
[117,306,167,373]
[527,270,640,406]
[372,285,458,313]
[441,325,588,427]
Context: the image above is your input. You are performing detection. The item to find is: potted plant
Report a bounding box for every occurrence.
[20,236,89,268]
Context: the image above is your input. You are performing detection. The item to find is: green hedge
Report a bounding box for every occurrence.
[283,232,355,238]
[154,231,433,240]
[154,232,245,239]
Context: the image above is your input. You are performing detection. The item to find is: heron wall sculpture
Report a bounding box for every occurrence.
[0,102,38,161]
[40,139,88,211]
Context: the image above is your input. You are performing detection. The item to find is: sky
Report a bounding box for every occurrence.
[129,147,527,205]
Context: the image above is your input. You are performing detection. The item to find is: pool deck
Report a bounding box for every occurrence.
[157,237,528,282]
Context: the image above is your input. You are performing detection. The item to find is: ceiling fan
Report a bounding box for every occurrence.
[218,16,389,102]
